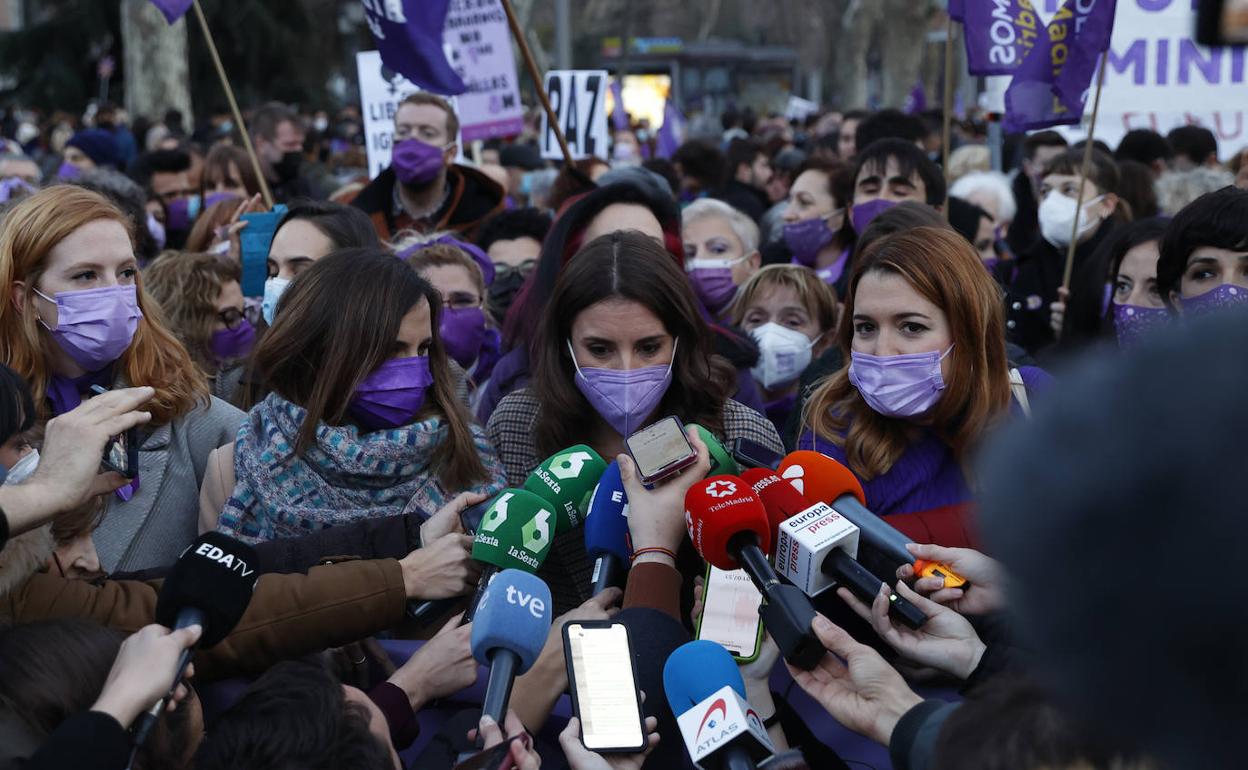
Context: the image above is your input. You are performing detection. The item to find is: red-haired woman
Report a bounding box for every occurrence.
[0,186,244,572]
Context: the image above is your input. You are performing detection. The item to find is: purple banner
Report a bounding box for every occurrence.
[656,98,685,159]
[610,79,629,131]
[361,0,466,96]
[959,0,1043,76]
[149,0,191,24]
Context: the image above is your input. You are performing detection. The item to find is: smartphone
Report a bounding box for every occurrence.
[563,620,647,753]
[239,205,288,298]
[90,385,138,478]
[696,564,765,663]
[452,734,529,770]
[730,437,784,471]
[625,416,696,484]
[460,498,494,536]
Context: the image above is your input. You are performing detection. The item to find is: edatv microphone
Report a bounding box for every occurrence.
[685,476,822,670]
[523,445,608,532]
[461,488,556,623]
[585,461,631,596]
[141,533,259,745]
[663,640,774,770]
[471,569,553,725]
[777,451,967,588]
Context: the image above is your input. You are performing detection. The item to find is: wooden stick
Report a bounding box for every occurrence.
[942,15,956,222]
[1061,52,1108,292]
[191,0,274,208]
[499,0,575,168]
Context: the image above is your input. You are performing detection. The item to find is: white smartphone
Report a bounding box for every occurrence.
[563,621,647,753]
[696,565,765,663]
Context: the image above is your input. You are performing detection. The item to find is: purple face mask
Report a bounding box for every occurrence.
[210,319,257,363]
[166,197,193,232]
[851,198,898,234]
[57,162,81,181]
[1113,303,1171,349]
[848,345,953,419]
[568,339,676,436]
[783,217,837,267]
[349,355,435,431]
[392,138,447,187]
[440,306,488,369]
[1180,283,1248,318]
[35,284,143,372]
[686,259,742,314]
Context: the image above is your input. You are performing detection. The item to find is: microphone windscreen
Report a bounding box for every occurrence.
[155,532,259,647]
[691,424,740,478]
[584,461,630,561]
[523,445,608,532]
[663,640,748,712]
[777,450,866,507]
[471,489,556,572]
[684,475,772,570]
[742,468,809,532]
[470,568,553,673]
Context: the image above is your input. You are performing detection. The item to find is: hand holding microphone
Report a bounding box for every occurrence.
[400,533,480,600]
[470,569,554,724]
[91,623,203,728]
[899,543,1004,615]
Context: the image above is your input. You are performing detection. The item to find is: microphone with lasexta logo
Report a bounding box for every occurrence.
[523,444,608,532]
[460,488,556,623]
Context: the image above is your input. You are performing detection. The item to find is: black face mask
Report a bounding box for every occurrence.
[486,264,531,324]
[273,151,302,183]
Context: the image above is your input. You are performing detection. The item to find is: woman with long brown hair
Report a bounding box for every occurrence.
[0,185,244,572]
[212,248,505,543]
[800,227,1048,546]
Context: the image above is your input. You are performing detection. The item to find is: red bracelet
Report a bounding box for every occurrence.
[631,546,677,563]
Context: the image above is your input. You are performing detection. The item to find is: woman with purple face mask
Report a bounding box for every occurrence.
[1156,186,1248,319]
[212,248,505,548]
[681,199,762,320]
[781,158,853,289]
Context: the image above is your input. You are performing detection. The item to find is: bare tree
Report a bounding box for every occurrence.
[120,0,192,124]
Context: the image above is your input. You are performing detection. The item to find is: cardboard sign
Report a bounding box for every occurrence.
[540,70,610,161]
[444,0,526,143]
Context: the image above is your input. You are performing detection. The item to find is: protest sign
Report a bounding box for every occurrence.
[443,0,525,142]
[539,70,610,161]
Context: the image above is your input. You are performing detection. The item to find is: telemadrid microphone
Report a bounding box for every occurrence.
[663,640,774,770]
[777,451,967,588]
[585,461,631,596]
[471,569,553,725]
[751,469,927,630]
[522,444,608,532]
[460,488,557,623]
[684,476,823,670]
[141,532,259,745]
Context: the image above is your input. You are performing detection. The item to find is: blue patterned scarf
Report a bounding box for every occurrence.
[217,393,505,543]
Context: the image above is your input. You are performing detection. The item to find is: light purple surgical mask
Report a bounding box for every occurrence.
[686,258,744,313]
[146,212,167,251]
[57,161,81,181]
[568,339,677,436]
[848,345,953,419]
[1113,303,1171,349]
[392,138,447,187]
[1180,283,1248,318]
[210,319,256,363]
[440,306,488,369]
[349,355,434,431]
[34,284,143,372]
[784,217,837,267]
[851,198,898,234]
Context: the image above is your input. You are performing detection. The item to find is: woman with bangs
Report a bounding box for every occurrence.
[800,227,1049,548]
[0,185,244,572]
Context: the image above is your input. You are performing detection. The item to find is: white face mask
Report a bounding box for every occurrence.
[749,322,819,390]
[1038,191,1104,248]
[3,449,39,486]
[262,277,291,326]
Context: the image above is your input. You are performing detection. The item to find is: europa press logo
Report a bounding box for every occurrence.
[695,698,728,742]
[706,480,737,499]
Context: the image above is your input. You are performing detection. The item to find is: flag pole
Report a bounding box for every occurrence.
[191,0,274,208]
[942,14,956,222]
[1061,52,1108,292]
[498,0,576,168]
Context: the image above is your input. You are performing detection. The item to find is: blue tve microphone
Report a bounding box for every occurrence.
[584,461,631,596]
[470,568,553,724]
[663,641,774,770]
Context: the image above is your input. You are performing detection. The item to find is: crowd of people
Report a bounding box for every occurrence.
[0,84,1245,770]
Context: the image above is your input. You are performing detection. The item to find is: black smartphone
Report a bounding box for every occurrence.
[90,385,138,478]
[730,436,784,471]
[460,498,494,536]
[452,734,529,770]
[562,620,647,754]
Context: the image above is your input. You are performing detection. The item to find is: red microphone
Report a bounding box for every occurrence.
[741,467,808,533]
[685,475,823,670]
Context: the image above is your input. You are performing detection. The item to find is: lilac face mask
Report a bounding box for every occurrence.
[1180,283,1248,318]
[440,306,488,369]
[34,284,143,372]
[783,216,837,267]
[210,319,257,363]
[851,198,898,234]
[146,212,167,251]
[57,162,81,181]
[349,355,435,431]
[848,345,953,419]
[392,138,447,187]
[1113,303,1171,349]
[687,258,744,314]
[568,339,677,437]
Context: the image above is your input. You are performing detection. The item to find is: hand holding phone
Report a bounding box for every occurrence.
[625,416,697,484]
[90,385,138,478]
[563,620,647,753]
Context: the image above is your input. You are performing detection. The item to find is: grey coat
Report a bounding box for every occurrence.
[93,396,245,572]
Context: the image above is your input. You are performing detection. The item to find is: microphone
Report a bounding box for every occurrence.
[522,444,608,532]
[470,569,553,724]
[751,470,927,630]
[684,476,823,670]
[690,424,742,478]
[142,532,259,744]
[584,461,631,596]
[461,488,557,623]
[777,451,968,588]
[663,640,774,770]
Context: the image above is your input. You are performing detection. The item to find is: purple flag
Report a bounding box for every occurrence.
[361,0,466,96]
[149,0,192,24]
[609,79,629,131]
[958,0,1043,76]
[904,82,927,114]
[656,98,685,159]
[947,0,965,21]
